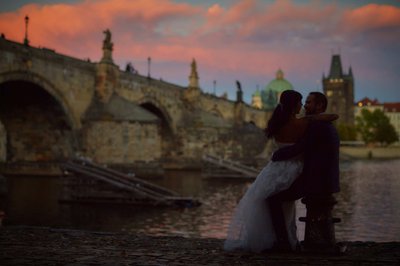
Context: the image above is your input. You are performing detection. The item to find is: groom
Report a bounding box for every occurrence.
[268,91,340,250]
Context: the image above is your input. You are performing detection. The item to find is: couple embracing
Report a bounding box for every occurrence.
[224,90,340,252]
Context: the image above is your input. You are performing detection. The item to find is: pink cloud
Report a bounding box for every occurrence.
[342,4,400,32]
[207,3,224,18]
[201,0,339,41]
[0,0,399,102]
[0,0,201,58]
[2,0,395,68]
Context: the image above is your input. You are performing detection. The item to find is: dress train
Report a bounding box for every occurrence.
[224,153,303,252]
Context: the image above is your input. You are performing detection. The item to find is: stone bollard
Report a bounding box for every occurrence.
[299,195,343,253]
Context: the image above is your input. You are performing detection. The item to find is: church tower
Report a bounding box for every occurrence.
[251,88,262,109]
[323,54,354,125]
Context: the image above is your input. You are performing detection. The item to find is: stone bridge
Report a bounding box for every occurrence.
[0,33,270,174]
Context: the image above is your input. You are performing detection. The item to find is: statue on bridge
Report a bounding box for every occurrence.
[189,59,199,89]
[236,80,243,103]
[101,29,114,63]
[103,29,113,50]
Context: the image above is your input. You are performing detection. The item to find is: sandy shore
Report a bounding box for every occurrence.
[0,226,399,265]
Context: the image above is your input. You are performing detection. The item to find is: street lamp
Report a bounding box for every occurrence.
[147,57,151,78]
[24,15,29,46]
[213,80,216,95]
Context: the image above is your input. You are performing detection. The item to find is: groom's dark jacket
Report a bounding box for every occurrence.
[272,120,340,195]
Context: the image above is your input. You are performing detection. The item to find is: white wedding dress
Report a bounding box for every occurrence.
[224,142,303,252]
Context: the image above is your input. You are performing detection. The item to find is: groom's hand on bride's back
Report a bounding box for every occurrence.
[271,147,294,161]
[271,149,286,161]
[271,139,306,161]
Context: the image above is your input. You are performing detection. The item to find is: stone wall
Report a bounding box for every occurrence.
[82,121,161,164]
[199,93,269,129]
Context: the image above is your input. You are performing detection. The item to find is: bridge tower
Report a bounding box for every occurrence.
[323,54,354,125]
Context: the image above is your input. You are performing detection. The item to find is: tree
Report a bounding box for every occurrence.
[356,109,398,146]
[336,123,357,141]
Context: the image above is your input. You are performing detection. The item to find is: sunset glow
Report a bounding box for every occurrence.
[1,0,399,103]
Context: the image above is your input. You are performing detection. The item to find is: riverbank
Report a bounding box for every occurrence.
[0,226,399,265]
[340,146,400,160]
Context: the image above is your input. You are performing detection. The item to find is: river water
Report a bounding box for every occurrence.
[1,159,399,242]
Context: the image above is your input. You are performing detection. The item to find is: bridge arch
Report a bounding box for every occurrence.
[208,104,224,118]
[138,96,174,135]
[138,97,176,158]
[0,72,78,162]
[0,71,79,129]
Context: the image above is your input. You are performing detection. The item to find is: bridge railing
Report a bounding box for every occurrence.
[60,158,200,207]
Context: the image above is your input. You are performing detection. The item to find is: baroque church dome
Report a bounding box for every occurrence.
[265,69,293,93]
[261,69,293,110]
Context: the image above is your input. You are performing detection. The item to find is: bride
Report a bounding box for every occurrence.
[224,90,337,252]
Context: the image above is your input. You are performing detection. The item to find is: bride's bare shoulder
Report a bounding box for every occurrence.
[293,117,309,129]
[275,119,307,142]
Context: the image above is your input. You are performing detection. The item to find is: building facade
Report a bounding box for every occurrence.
[355,97,400,143]
[383,102,400,142]
[354,97,383,117]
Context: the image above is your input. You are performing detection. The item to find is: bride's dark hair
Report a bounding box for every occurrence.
[265,90,302,139]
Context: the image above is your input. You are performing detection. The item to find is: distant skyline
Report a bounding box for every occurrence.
[1,0,399,104]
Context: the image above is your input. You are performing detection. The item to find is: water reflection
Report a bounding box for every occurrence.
[334,160,400,242]
[1,159,399,242]
[3,176,60,226]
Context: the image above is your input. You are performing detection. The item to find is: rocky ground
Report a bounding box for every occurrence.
[1,226,399,265]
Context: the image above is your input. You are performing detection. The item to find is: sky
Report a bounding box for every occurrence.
[0,0,399,104]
